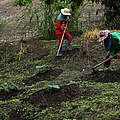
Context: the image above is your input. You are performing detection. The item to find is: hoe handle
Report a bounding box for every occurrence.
[57,21,68,56]
[92,53,118,70]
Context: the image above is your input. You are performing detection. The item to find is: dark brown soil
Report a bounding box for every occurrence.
[22,69,63,85]
[0,89,23,101]
[0,36,120,120]
[25,84,96,106]
[2,0,120,120]
[80,69,120,83]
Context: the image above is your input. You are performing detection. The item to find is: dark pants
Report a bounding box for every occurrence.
[104,55,111,67]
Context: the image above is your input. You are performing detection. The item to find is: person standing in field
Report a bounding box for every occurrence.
[55,8,72,56]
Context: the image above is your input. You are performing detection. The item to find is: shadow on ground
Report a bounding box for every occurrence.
[22,69,63,85]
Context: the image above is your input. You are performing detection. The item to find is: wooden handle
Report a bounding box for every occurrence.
[93,53,118,69]
[56,21,68,56]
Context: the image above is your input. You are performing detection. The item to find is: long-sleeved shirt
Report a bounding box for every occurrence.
[109,32,120,56]
[55,13,69,35]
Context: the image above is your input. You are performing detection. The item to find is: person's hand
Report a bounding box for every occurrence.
[109,56,113,59]
[61,26,65,31]
[117,53,120,59]
[67,19,70,23]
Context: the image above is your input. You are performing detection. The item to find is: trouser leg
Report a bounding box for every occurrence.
[57,35,64,45]
[64,32,72,51]
[104,55,111,67]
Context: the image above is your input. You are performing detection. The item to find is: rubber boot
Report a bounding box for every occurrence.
[65,41,71,51]
[58,47,63,56]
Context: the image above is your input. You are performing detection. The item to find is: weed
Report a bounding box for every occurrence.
[0,18,5,31]
[36,64,52,73]
[13,51,24,61]
[43,84,60,89]
[13,0,32,6]
[0,80,19,92]
[3,52,10,63]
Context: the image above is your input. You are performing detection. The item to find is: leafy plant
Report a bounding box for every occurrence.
[0,80,19,92]
[43,84,60,94]
[0,18,5,31]
[14,0,32,6]
[16,0,85,40]
[13,51,24,61]
[36,64,52,73]
[43,85,60,89]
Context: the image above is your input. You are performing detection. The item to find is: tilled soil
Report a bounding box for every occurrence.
[1,1,120,120]
[25,84,94,106]
[22,69,63,85]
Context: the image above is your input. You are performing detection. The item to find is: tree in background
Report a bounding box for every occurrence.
[14,0,84,40]
[91,0,120,29]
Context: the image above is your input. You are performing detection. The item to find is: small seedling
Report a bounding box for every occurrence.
[0,18,5,31]
[98,67,112,72]
[0,80,19,92]
[36,64,52,73]
[43,84,60,93]
[72,44,81,48]
[13,0,32,6]
[43,85,60,89]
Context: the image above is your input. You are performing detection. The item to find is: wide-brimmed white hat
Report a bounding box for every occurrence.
[98,30,110,42]
[61,8,71,16]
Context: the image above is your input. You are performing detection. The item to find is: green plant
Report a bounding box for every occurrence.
[0,80,19,92]
[0,18,5,31]
[16,0,85,40]
[43,85,60,89]
[13,51,24,61]
[14,0,32,6]
[69,2,88,31]
[36,64,52,73]
[3,52,10,63]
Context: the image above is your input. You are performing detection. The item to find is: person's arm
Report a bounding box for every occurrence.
[109,47,115,56]
[109,42,120,58]
[56,20,65,31]
[117,44,120,59]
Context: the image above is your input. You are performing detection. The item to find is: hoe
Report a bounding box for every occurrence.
[56,21,68,56]
[92,53,118,74]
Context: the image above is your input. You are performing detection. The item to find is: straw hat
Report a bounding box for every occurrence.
[61,8,71,16]
[98,30,110,42]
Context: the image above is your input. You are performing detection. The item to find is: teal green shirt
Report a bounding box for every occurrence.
[109,32,120,56]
